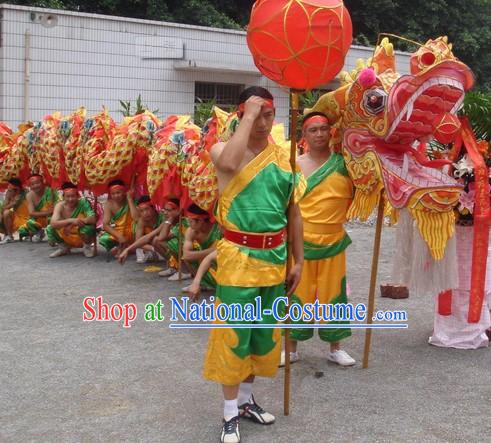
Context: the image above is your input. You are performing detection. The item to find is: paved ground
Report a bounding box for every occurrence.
[1,224,490,443]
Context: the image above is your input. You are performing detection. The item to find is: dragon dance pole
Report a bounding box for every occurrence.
[362,191,384,369]
[91,192,98,256]
[284,90,299,416]
[178,212,183,281]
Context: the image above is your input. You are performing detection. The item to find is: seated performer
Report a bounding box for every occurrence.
[99,180,139,256]
[281,112,355,367]
[0,178,29,244]
[133,195,164,263]
[152,198,189,278]
[18,174,58,242]
[178,203,221,284]
[118,197,182,266]
[47,182,96,258]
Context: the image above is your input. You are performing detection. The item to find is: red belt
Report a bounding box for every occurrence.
[223,228,286,249]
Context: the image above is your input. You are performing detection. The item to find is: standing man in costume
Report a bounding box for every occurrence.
[281,112,355,367]
[47,182,96,258]
[0,178,29,244]
[99,179,139,257]
[18,174,58,242]
[203,86,305,443]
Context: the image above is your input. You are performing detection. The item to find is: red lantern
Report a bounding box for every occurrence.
[247,0,353,90]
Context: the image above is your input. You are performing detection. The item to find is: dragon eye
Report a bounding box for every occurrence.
[363,88,387,114]
[420,52,436,66]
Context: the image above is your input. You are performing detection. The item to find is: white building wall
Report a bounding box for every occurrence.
[0,4,410,129]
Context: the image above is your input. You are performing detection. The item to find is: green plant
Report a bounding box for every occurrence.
[299,90,323,112]
[461,91,491,141]
[194,98,217,127]
[119,94,159,117]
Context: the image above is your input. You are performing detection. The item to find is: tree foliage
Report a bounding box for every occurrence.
[9,0,491,90]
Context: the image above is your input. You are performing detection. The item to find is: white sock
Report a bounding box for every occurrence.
[224,399,238,421]
[237,382,253,406]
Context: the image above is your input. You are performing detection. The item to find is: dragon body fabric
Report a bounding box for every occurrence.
[307,37,474,261]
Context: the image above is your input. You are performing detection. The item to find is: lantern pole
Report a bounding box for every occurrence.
[284,89,300,416]
[362,191,384,368]
[178,211,183,280]
[91,191,98,256]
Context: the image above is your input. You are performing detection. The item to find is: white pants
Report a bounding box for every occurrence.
[429,226,491,349]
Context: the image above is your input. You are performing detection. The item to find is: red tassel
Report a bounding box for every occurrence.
[438,290,452,316]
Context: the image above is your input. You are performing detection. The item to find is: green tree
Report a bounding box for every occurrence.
[344,0,491,91]
[9,0,490,90]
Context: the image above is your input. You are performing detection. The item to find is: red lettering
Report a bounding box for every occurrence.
[123,304,137,328]
[111,303,123,321]
[96,296,110,321]
[82,297,96,321]
[83,296,138,327]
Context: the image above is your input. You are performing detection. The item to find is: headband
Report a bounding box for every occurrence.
[185,211,209,220]
[238,99,275,114]
[28,175,43,184]
[164,201,179,210]
[302,115,329,130]
[63,188,78,195]
[138,202,153,210]
[109,184,126,192]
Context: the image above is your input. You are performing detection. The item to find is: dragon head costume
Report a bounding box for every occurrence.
[307,36,474,259]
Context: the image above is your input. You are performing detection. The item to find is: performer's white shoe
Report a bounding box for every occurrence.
[220,416,240,443]
[135,248,146,263]
[49,245,71,258]
[279,350,300,367]
[158,268,176,277]
[31,229,45,243]
[238,395,275,425]
[168,272,192,281]
[83,243,96,258]
[327,349,356,366]
[0,235,14,245]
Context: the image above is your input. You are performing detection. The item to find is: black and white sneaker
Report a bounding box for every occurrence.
[238,395,275,425]
[220,415,240,443]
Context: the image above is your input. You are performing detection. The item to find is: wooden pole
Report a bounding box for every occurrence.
[362,191,385,369]
[92,192,98,256]
[284,90,299,416]
[178,212,183,280]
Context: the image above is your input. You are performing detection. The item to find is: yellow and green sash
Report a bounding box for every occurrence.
[19,187,58,236]
[215,142,306,287]
[301,152,353,260]
[47,198,96,247]
[100,202,135,250]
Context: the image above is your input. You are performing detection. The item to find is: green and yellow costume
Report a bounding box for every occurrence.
[133,212,165,238]
[290,152,353,343]
[99,202,135,251]
[0,191,30,235]
[46,198,96,248]
[18,187,58,238]
[203,142,305,385]
[165,219,188,260]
